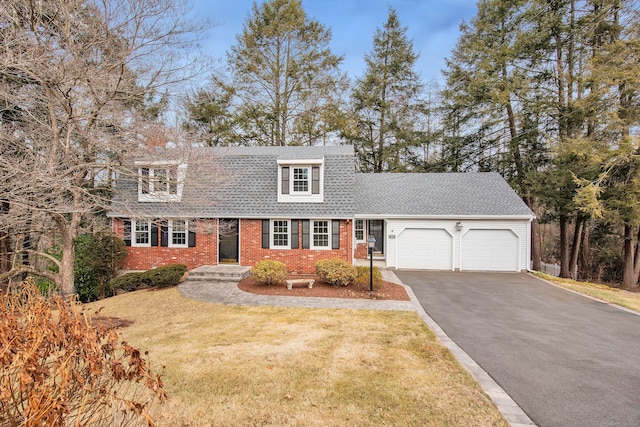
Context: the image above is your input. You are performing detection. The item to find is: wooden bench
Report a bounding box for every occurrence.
[286,278,315,290]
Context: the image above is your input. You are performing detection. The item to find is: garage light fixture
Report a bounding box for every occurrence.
[455,221,463,232]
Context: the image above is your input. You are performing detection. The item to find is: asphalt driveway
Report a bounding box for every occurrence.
[394,271,640,427]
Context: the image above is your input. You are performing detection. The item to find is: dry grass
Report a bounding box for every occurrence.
[86,287,508,427]
[534,272,640,312]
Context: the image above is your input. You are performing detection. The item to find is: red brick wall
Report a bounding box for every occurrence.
[113,218,217,270]
[240,219,353,274]
[354,242,369,260]
[114,218,353,273]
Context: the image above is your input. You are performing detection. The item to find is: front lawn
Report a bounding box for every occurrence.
[87,287,507,426]
[534,272,640,312]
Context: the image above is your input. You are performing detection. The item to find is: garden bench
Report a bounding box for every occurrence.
[286,278,314,290]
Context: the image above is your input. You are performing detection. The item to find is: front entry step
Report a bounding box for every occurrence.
[187,265,251,282]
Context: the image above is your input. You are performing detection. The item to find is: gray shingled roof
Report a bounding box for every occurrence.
[109,145,356,219]
[354,172,534,217]
[109,145,533,219]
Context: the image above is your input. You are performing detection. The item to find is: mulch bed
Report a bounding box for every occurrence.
[238,274,410,301]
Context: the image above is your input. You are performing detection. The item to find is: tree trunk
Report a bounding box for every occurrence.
[524,196,541,271]
[559,215,571,278]
[569,216,584,280]
[59,233,76,297]
[621,224,640,290]
[580,223,591,279]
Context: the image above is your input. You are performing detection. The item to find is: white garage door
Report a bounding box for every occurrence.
[397,228,453,270]
[461,229,518,271]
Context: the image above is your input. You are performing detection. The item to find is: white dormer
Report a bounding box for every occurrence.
[277,157,324,203]
[135,161,187,202]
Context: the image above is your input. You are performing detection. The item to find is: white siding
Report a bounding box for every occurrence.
[386,218,531,271]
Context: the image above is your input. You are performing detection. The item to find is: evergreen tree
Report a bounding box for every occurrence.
[345,8,423,172]
[195,0,346,146]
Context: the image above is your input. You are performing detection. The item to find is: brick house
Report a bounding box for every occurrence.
[108,145,534,273]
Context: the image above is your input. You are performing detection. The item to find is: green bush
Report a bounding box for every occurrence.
[315,259,357,287]
[109,264,188,293]
[354,266,383,291]
[109,272,147,293]
[251,260,287,285]
[142,264,188,288]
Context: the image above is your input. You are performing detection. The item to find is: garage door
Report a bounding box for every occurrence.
[397,228,453,270]
[461,229,518,271]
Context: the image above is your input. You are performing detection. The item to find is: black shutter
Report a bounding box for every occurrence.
[302,220,310,249]
[262,219,270,249]
[123,219,131,246]
[151,220,158,246]
[281,167,290,195]
[291,220,299,249]
[332,220,340,249]
[312,166,320,194]
[160,221,169,247]
[188,220,196,247]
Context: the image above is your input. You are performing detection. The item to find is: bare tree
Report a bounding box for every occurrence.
[0,0,206,295]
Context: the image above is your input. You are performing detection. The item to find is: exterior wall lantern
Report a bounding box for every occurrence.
[455,221,463,232]
[367,235,376,297]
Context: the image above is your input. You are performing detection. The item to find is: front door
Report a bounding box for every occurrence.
[368,220,384,254]
[219,219,239,263]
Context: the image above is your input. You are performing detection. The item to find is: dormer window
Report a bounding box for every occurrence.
[278,158,323,203]
[136,162,186,202]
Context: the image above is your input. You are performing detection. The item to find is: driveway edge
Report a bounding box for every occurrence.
[383,270,536,427]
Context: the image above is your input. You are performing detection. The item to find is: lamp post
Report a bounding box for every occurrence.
[367,235,376,297]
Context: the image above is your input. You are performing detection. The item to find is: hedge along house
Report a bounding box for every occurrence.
[109,145,534,273]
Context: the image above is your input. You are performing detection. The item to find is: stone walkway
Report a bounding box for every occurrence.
[178,268,415,311]
[177,268,534,427]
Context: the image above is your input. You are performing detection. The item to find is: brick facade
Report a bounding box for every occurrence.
[354,242,369,260]
[113,217,353,274]
[113,218,217,270]
[240,219,353,274]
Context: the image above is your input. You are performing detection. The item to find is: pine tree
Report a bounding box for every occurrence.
[345,8,423,172]
[210,0,346,146]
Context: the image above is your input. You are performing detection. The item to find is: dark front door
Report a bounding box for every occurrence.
[219,219,239,263]
[368,220,384,254]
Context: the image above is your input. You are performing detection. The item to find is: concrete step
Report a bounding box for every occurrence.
[186,265,251,282]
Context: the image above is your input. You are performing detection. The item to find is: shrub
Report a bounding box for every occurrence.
[354,266,383,291]
[109,272,148,293]
[316,259,357,287]
[74,232,128,302]
[142,264,188,288]
[0,278,166,425]
[251,260,287,285]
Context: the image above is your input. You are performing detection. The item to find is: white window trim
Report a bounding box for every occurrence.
[277,158,324,203]
[271,219,291,249]
[132,219,151,247]
[168,219,188,248]
[354,219,365,242]
[136,161,186,202]
[310,219,331,250]
[291,166,311,195]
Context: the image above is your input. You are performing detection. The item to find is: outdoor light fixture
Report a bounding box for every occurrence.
[367,235,376,297]
[455,221,463,232]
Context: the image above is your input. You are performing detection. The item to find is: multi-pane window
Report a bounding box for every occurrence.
[139,167,177,195]
[312,220,330,248]
[170,219,187,247]
[355,219,364,241]
[272,220,289,248]
[133,220,150,246]
[292,167,309,193]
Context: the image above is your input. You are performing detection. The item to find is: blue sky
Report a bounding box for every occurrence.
[189,0,478,84]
